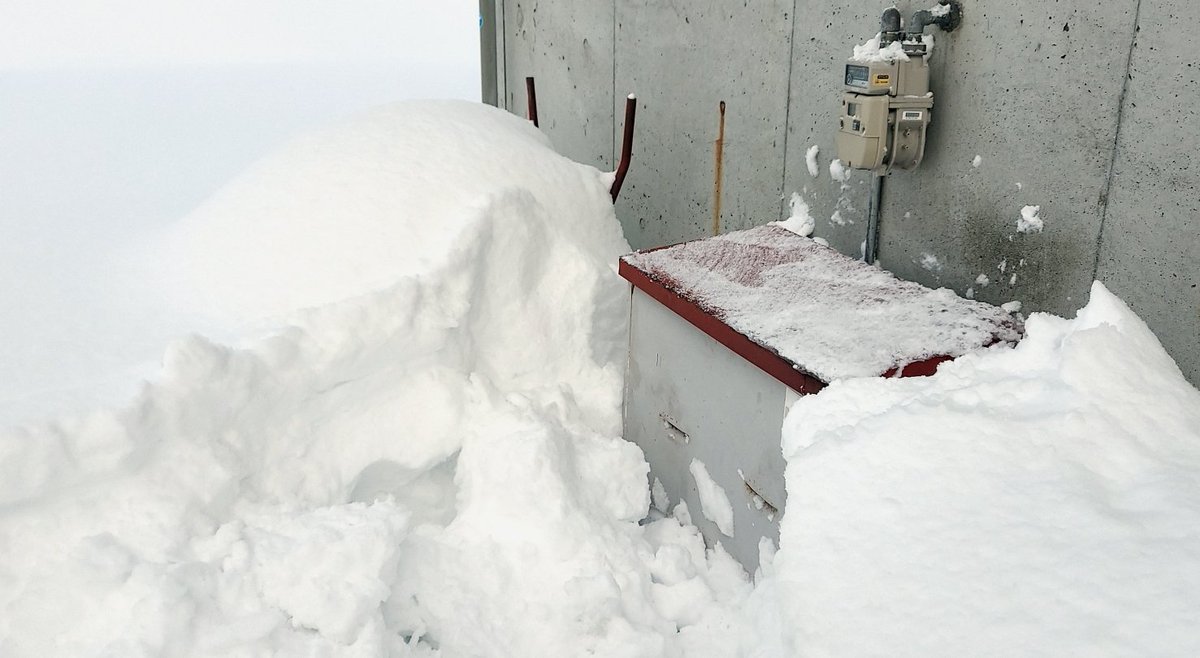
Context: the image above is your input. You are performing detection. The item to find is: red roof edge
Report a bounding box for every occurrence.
[620,258,827,396]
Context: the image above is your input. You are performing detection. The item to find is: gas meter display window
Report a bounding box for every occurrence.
[845,65,870,88]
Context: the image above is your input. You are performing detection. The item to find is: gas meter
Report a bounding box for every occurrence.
[836,2,962,173]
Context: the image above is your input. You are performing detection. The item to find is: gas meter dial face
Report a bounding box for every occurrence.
[845,64,870,88]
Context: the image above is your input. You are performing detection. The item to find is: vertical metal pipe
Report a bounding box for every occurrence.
[865,173,884,264]
[525,76,539,127]
[611,94,637,203]
[713,101,727,235]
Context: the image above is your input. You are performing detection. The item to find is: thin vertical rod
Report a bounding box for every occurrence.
[525,76,539,127]
[865,173,885,264]
[713,101,727,235]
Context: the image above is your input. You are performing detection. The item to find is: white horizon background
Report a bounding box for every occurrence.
[0,1,483,425]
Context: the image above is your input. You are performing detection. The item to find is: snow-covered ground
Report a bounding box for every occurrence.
[3,100,1200,656]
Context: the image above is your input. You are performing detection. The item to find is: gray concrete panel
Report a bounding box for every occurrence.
[501,0,615,169]
[613,0,793,250]
[781,2,883,258]
[877,0,1138,316]
[480,0,500,105]
[1097,0,1200,384]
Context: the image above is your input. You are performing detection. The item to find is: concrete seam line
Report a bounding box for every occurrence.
[778,0,801,220]
[1092,0,1144,282]
[612,0,618,169]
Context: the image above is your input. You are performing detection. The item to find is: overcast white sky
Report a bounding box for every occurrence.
[0,1,486,423]
[0,0,479,70]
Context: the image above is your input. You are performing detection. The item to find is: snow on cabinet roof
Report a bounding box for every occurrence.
[620,225,1022,383]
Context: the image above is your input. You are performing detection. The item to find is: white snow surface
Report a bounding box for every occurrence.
[6,98,1200,658]
[689,459,734,538]
[850,33,910,63]
[623,225,1021,381]
[0,101,751,656]
[748,282,1200,657]
[144,100,624,327]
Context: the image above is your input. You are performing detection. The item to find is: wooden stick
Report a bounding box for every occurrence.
[713,101,726,235]
[525,76,539,127]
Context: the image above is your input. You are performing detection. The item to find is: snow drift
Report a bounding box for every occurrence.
[747,281,1200,657]
[4,97,1200,658]
[0,101,746,656]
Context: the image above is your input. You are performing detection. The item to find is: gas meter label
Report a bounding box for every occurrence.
[901,110,923,120]
[872,73,891,86]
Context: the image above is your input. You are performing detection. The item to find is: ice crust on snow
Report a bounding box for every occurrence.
[749,282,1200,656]
[623,225,1022,381]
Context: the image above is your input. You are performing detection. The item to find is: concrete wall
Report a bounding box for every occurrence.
[481,0,1200,386]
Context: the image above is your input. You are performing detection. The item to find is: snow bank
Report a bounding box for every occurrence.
[0,101,747,656]
[147,100,625,327]
[7,96,1200,658]
[746,282,1200,656]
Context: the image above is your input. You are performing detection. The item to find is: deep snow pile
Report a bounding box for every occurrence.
[745,282,1200,657]
[5,98,1200,658]
[0,101,748,656]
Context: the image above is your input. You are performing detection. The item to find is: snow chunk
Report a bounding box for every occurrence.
[851,33,910,63]
[689,459,734,537]
[975,274,991,287]
[829,158,850,182]
[773,193,815,237]
[1001,300,1022,313]
[805,145,820,178]
[1,101,719,656]
[1018,205,1044,233]
[919,253,943,272]
[971,154,983,168]
[652,477,670,513]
